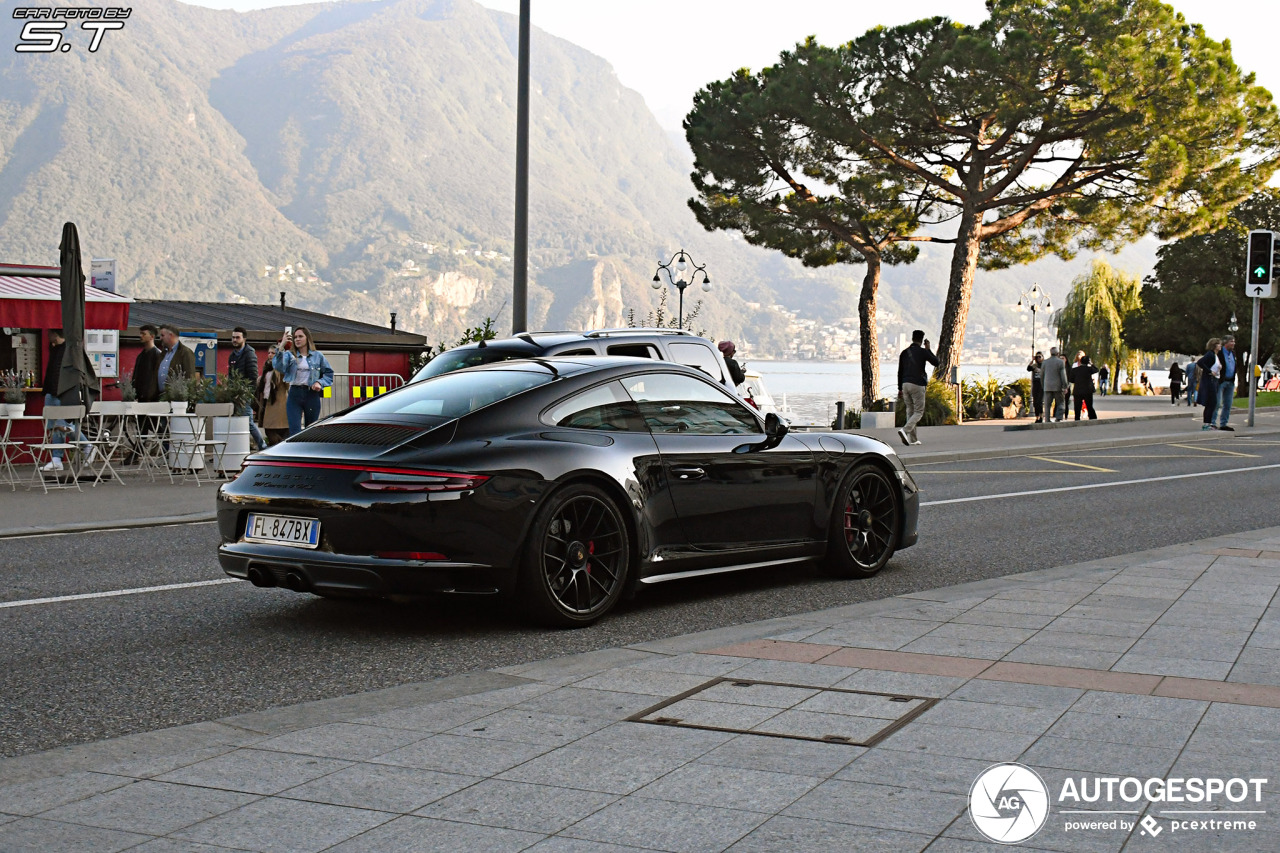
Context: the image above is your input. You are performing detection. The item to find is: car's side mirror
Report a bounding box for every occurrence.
[737,412,788,453]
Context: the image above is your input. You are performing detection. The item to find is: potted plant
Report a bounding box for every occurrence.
[117,372,138,403]
[161,369,191,414]
[2,374,26,417]
[212,371,256,471]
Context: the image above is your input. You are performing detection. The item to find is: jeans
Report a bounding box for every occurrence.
[242,403,265,449]
[286,385,322,436]
[43,392,86,461]
[1030,379,1043,418]
[1216,379,1235,427]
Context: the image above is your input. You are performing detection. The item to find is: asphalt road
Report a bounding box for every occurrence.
[4,433,1280,757]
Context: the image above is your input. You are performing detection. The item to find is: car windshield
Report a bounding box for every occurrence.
[355,368,554,420]
[412,347,526,381]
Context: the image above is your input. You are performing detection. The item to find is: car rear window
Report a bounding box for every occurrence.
[356,368,554,420]
[412,348,527,381]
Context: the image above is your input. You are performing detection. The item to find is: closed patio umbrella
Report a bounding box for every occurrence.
[57,222,97,407]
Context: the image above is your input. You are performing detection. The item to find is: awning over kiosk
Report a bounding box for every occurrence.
[0,272,133,330]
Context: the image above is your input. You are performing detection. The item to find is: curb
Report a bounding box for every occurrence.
[0,512,217,540]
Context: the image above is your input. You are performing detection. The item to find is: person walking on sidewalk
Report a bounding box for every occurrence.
[1196,338,1224,430]
[1098,363,1110,396]
[227,327,266,451]
[1027,352,1045,422]
[896,329,937,446]
[1070,355,1099,420]
[1042,347,1069,422]
[1215,335,1238,431]
[1185,358,1199,406]
[132,324,162,403]
[1168,362,1184,405]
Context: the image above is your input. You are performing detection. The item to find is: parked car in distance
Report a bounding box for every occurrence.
[218,356,920,627]
[411,328,734,388]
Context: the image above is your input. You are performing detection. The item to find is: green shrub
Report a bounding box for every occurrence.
[1119,383,1144,395]
[919,379,960,426]
[832,409,862,429]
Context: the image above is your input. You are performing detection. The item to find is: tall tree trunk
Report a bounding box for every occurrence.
[859,255,881,410]
[936,209,982,382]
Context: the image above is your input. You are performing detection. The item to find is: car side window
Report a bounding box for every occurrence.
[622,373,761,435]
[666,342,725,383]
[543,381,648,432]
[607,343,659,359]
[555,348,598,356]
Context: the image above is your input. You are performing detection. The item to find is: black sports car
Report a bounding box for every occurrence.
[217,357,920,626]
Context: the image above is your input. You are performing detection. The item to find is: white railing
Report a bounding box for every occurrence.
[321,372,405,418]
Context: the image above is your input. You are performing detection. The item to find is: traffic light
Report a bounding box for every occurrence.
[1246,230,1274,286]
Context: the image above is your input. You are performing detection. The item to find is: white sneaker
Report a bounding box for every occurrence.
[42,459,64,472]
[84,446,98,464]
[896,428,910,447]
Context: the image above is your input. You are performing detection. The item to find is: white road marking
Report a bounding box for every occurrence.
[920,462,1280,506]
[0,578,239,610]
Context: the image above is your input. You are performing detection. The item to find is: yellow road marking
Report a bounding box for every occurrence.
[912,470,1101,475]
[1026,456,1116,472]
[1166,443,1258,458]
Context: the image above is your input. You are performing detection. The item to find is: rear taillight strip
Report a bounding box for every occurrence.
[243,460,489,492]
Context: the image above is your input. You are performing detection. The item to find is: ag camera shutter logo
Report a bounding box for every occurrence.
[969,763,1051,844]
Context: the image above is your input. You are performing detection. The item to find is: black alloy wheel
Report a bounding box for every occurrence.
[824,462,901,578]
[520,483,631,627]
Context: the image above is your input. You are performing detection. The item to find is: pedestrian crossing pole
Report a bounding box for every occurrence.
[1244,229,1276,427]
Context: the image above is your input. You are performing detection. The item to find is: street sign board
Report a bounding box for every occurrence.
[1247,281,1277,298]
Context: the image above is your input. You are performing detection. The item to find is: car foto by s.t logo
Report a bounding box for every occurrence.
[969,763,1051,844]
[13,7,130,53]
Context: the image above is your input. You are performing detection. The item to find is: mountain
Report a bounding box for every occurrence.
[0,0,1157,354]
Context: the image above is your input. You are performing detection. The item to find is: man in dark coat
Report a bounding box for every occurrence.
[132,324,162,402]
[897,329,938,446]
[717,340,746,386]
[157,324,197,395]
[228,326,265,449]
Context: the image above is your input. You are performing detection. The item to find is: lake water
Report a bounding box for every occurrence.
[750,359,1026,427]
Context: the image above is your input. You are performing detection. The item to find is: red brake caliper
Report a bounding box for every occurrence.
[586,541,594,573]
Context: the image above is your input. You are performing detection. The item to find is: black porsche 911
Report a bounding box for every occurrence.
[217,357,920,626]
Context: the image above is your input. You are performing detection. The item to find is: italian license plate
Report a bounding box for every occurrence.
[244,513,320,549]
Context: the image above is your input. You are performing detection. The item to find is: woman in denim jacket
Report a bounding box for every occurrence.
[273,327,335,435]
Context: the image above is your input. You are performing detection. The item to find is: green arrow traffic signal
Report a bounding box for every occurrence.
[1248,231,1275,286]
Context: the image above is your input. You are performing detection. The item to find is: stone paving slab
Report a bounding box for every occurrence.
[5,527,1280,851]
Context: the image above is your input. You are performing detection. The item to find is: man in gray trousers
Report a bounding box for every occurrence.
[897,329,938,446]
[1042,346,1070,422]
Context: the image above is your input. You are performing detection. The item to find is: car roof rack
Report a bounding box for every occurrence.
[583,328,695,338]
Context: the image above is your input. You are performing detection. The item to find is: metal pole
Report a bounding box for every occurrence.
[1248,295,1261,427]
[1031,306,1036,357]
[677,284,685,331]
[511,0,530,334]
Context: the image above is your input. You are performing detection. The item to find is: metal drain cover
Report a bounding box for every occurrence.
[627,678,936,746]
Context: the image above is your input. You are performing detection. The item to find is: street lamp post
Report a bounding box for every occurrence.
[1017,283,1051,357]
[652,249,711,330]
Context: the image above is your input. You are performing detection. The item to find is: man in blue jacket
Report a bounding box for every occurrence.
[897,330,938,446]
[1216,335,1237,431]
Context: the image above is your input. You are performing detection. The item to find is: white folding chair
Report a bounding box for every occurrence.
[174,403,232,486]
[29,404,86,493]
[85,401,129,486]
[132,402,174,483]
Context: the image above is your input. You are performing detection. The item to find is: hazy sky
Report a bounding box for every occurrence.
[185,0,1280,133]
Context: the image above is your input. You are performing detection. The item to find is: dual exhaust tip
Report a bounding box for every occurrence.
[246,566,310,592]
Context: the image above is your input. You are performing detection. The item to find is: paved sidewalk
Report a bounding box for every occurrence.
[4,527,1280,852]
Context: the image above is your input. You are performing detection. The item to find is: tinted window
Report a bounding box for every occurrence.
[607,343,659,359]
[666,341,725,382]
[357,368,554,419]
[622,373,761,435]
[544,381,647,432]
[412,348,526,381]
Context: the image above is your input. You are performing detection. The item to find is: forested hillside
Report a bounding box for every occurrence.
[0,0,1154,351]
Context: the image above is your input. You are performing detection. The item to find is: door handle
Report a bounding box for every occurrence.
[671,466,705,480]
